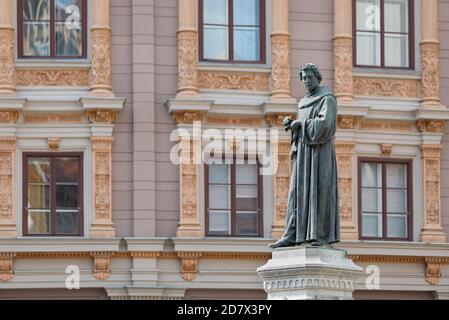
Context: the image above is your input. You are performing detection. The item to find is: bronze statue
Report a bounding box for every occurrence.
[269,63,340,249]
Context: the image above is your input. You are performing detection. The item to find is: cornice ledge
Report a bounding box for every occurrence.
[262,100,297,115]
[124,238,168,252]
[165,98,213,114]
[173,238,272,253]
[0,97,27,110]
[337,101,371,117]
[80,96,126,111]
[336,241,449,257]
[415,106,449,121]
[0,238,121,252]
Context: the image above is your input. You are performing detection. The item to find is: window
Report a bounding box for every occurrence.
[199,0,265,63]
[23,153,83,236]
[18,0,87,58]
[358,158,412,241]
[205,161,263,236]
[353,0,414,69]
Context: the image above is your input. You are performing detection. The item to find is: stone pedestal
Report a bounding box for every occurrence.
[257,246,363,300]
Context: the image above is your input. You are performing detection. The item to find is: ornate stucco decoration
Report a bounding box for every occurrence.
[16,69,89,87]
[177,252,202,281]
[333,37,353,100]
[171,111,205,125]
[91,252,112,281]
[0,28,15,94]
[271,34,291,98]
[87,110,119,124]
[0,110,19,124]
[207,116,262,127]
[420,42,439,105]
[381,144,393,156]
[0,138,16,238]
[353,77,420,98]
[48,138,60,151]
[24,113,84,124]
[337,116,361,130]
[198,71,269,92]
[361,119,416,132]
[265,113,296,127]
[416,119,445,133]
[0,253,15,281]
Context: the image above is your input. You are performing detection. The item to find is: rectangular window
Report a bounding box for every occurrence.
[199,0,265,63]
[353,0,414,69]
[205,160,263,237]
[23,153,83,236]
[18,0,87,58]
[358,158,412,241]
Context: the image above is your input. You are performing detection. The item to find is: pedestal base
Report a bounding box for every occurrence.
[257,245,363,300]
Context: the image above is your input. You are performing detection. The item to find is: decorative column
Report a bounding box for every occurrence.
[333,0,353,101]
[89,137,116,238]
[271,140,291,239]
[420,145,446,242]
[0,0,15,95]
[177,0,199,97]
[271,0,292,100]
[335,142,358,240]
[0,137,16,237]
[420,0,440,106]
[177,136,202,237]
[90,0,112,96]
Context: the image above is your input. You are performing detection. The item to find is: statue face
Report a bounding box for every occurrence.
[301,70,319,93]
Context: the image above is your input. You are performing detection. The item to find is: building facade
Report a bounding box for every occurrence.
[0,0,449,299]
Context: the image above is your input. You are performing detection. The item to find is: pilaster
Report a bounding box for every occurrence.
[0,0,15,95]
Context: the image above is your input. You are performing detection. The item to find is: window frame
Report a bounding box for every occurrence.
[352,0,415,70]
[23,152,84,237]
[204,156,264,237]
[17,0,88,59]
[198,0,266,64]
[357,157,413,241]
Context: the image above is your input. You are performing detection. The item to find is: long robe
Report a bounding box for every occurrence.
[282,86,340,244]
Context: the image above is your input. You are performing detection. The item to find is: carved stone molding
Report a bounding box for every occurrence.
[420,144,446,242]
[420,42,440,105]
[337,116,360,130]
[17,69,89,87]
[353,77,420,98]
[0,138,16,238]
[271,140,291,238]
[271,34,291,98]
[0,253,15,281]
[178,31,199,96]
[90,28,112,95]
[24,113,84,124]
[417,119,445,133]
[381,144,393,156]
[361,119,415,132]
[335,142,357,240]
[87,110,119,124]
[198,71,269,91]
[48,138,60,151]
[265,113,296,128]
[425,257,442,285]
[89,137,116,238]
[207,116,262,127]
[91,252,112,281]
[333,37,353,100]
[172,111,205,125]
[0,110,19,124]
[177,252,202,281]
[0,28,15,94]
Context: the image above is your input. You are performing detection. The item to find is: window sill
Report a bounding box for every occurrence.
[15,59,92,69]
[353,67,421,80]
[198,62,272,74]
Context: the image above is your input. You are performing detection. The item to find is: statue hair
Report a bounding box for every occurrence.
[299,63,322,83]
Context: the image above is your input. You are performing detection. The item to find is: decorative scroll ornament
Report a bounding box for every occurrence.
[199,71,269,91]
[17,69,89,86]
[353,77,420,98]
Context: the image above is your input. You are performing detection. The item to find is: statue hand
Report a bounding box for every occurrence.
[283,116,293,131]
[290,120,301,133]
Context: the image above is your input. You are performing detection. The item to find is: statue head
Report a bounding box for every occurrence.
[299,63,322,94]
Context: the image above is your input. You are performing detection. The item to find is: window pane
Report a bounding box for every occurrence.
[356,31,381,66]
[209,164,230,184]
[362,162,382,187]
[204,26,228,60]
[362,213,382,237]
[23,21,50,56]
[234,27,260,61]
[236,185,257,210]
[28,157,50,183]
[209,210,230,235]
[386,163,407,188]
[28,210,50,234]
[385,33,409,67]
[204,0,228,25]
[56,157,79,183]
[55,0,82,21]
[362,187,382,212]
[23,0,50,20]
[56,184,79,208]
[56,210,79,234]
[236,211,258,236]
[56,22,82,56]
[209,185,230,209]
[28,184,51,208]
[236,164,257,184]
[387,188,407,213]
[384,0,408,33]
[387,214,407,238]
[233,0,259,25]
[356,0,380,31]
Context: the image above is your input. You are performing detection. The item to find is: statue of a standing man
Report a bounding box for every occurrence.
[270,63,340,248]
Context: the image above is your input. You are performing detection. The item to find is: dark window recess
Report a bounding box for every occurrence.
[358,158,413,241]
[353,0,414,69]
[199,0,266,63]
[23,153,83,236]
[18,0,87,58]
[205,159,263,237]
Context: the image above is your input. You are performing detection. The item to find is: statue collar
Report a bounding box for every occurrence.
[298,86,335,109]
